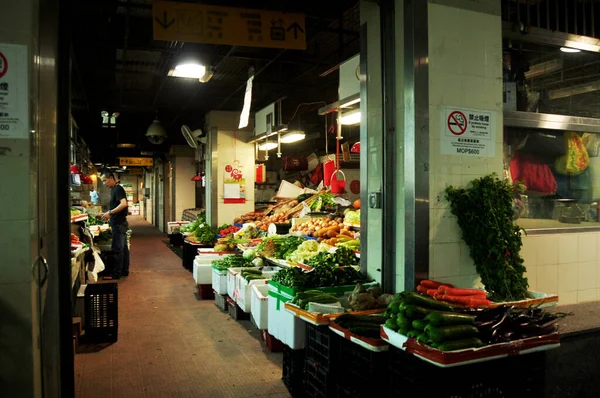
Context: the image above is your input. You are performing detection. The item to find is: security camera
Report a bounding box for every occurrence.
[146,119,168,145]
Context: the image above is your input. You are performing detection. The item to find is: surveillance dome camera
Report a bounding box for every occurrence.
[146,119,168,145]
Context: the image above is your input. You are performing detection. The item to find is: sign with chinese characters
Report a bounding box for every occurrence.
[441,106,496,157]
[223,162,246,204]
[152,1,306,50]
[119,157,154,167]
[0,44,28,139]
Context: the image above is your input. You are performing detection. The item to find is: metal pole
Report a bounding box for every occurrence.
[380,0,396,294]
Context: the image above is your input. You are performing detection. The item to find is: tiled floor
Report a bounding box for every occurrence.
[75,216,289,398]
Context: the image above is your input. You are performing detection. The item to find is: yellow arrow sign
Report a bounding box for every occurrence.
[152,1,306,50]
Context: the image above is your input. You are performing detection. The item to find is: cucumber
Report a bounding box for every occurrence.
[406,330,420,338]
[398,327,410,336]
[405,305,435,319]
[387,301,401,314]
[438,337,484,351]
[412,319,428,332]
[416,333,430,345]
[425,311,475,326]
[425,324,479,344]
[403,291,454,311]
[384,319,399,331]
[396,314,412,330]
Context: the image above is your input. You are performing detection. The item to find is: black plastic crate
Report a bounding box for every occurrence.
[305,323,334,371]
[334,382,362,398]
[84,283,118,343]
[331,334,389,396]
[389,347,546,398]
[283,346,305,397]
[304,358,333,398]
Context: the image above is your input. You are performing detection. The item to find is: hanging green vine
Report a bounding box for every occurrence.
[445,174,529,301]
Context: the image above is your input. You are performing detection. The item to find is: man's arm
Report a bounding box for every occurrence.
[111,198,128,214]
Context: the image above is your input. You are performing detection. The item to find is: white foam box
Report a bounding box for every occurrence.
[227,267,244,299]
[212,267,228,295]
[193,259,213,284]
[267,288,306,349]
[251,284,270,330]
[236,273,269,313]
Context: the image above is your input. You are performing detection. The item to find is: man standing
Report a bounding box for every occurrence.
[100,171,130,280]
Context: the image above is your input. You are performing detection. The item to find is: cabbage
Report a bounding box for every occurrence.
[252,257,264,267]
[286,240,320,263]
[243,248,256,261]
[344,210,360,223]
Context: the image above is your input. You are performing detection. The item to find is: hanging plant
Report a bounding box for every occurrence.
[445,174,529,301]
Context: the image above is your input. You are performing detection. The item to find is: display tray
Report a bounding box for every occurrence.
[71,214,88,223]
[381,325,560,368]
[490,291,558,309]
[284,303,384,326]
[329,321,389,352]
[343,221,360,229]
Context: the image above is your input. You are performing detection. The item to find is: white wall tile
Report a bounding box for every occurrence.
[558,291,578,305]
[537,264,558,295]
[524,265,537,291]
[578,234,598,263]
[520,237,539,267]
[577,289,598,303]
[578,261,598,290]
[558,235,579,264]
[558,264,578,292]
[431,243,461,278]
[537,236,559,266]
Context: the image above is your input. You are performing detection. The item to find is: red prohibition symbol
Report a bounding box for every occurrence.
[447,111,467,136]
[0,52,7,79]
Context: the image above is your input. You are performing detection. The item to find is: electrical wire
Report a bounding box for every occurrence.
[287,101,327,124]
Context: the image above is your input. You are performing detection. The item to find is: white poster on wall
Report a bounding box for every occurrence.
[440,106,496,157]
[0,44,28,139]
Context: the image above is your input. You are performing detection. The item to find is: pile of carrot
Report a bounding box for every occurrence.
[417,279,491,308]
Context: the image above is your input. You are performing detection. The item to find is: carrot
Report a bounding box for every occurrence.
[416,285,429,294]
[437,294,491,308]
[426,289,438,296]
[420,280,454,289]
[438,287,487,297]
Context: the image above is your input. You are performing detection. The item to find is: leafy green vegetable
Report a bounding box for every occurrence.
[445,174,529,301]
[344,210,360,223]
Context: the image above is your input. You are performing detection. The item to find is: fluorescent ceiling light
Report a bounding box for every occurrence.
[258,142,278,151]
[340,98,360,108]
[340,109,361,125]
[560,47,581,53]
[117,143,136,149]
[169,63,207,79]
[280,132,306,143]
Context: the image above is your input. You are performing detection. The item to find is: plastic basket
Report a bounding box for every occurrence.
[304,358,333,398]
[305,324,334,372]
[388,347,546,398]
[84,283,118,343]
[282,346,305,397]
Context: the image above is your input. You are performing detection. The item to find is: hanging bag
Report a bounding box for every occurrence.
[555,131,590,176]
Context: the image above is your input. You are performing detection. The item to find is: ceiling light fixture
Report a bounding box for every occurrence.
[280,132,306,143]
[258,142,278,151]
[340,98,360,108]
[339,109,361,125]
[560,47,581,53]
[169,63,206,79]
[117,143,136,149]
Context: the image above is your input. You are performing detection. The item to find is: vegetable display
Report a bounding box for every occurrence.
[218,224,241,236]
[291,290,340,310]
[344,210,360,224]
[290,217,347,238]
[417,280,491,308]
[256,235,305,259]
[334,314,387,339]
[87,215,105,226]
[445,174,529,301]
[309,193,336,212]
[211,254,253,271]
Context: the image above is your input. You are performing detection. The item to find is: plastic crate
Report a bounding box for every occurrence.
[304,358,333,398]
[389,347,546,398]
[305,324,333,371]
[282,347,305,398]
[331,333,389,396]
[214,292,228,312]
[84,283,118,343]
[227,296,250,320]
[196,284,215,300]
[334,383,362,398]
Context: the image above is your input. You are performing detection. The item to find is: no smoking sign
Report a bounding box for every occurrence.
[0,52,7,79]
[447,111,467,135]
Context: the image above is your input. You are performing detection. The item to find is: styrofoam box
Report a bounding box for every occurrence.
[232,267,261,302]
[227,267,243,299]
[251,284,269,330]
[193,259,213,284]
[236,273,269,313]
[267,293,306,349]
[212,267,228,295]
[167,221,190,234]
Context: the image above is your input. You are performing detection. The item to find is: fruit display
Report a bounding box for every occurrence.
[290,217,346,238]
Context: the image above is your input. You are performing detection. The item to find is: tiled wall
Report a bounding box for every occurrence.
[171,145,197,220]
[427,0,503,287]
[521,233,600,305]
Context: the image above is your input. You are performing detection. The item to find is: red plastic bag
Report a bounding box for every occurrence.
[510,152,557,194]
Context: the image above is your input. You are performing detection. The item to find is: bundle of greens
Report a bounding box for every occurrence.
[310,193,336,212]
[256,235,305,259]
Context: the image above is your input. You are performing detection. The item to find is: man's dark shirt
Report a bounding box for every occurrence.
[110,184,127,226]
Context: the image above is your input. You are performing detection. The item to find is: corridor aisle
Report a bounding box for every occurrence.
[75,216,289,398]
